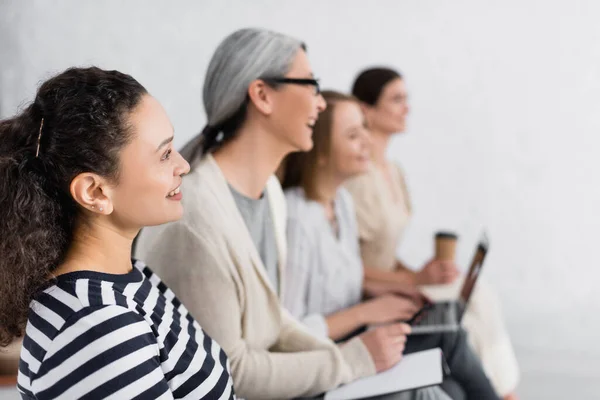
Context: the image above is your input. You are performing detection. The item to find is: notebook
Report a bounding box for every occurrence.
[324,348,445,400]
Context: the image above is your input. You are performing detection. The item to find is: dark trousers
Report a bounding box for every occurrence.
[404,329,499,400]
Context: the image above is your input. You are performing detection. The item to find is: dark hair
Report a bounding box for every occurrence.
[280,91,358,200]
[0,67,147,346]
[351,67,403,106]
[178,98,249,164]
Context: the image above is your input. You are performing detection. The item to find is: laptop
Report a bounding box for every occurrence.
[408,233,489,335]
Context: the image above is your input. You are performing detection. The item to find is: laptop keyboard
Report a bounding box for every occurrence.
[413,303,454,326]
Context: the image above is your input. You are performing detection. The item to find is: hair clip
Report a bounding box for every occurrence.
[35,118,44,158]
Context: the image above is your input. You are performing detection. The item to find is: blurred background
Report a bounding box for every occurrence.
[1,1,599,398]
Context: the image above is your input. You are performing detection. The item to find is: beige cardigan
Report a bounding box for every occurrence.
[135,155,374,399]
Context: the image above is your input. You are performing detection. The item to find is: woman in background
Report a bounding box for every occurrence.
[345,67,519,399]
[281,90,500,400]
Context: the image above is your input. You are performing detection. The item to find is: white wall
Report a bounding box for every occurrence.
[2,1,599,397]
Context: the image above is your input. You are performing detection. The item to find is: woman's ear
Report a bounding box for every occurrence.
[70,172,113,214]
[247,79,274,116]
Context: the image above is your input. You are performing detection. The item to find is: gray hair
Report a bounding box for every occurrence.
[203,28,305,126]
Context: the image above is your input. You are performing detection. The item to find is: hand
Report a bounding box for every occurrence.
[415,259,460,285]
[358,294,421,325]
[362,280,431,308]
[388,282,433,308]
[359,323,411,372]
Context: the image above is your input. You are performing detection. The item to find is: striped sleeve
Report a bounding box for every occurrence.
[30,305,173,400]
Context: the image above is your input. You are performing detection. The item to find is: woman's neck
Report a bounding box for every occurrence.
[369,128,392,168]
[55,222,136,277]
[213,124,288,199]
[313,169,343,214]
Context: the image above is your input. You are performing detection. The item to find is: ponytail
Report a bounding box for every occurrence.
[179,124,223,166]
[180,97,249,167]
[0,117,68,346]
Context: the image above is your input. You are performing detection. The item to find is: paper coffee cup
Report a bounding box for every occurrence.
[434,231,458,261]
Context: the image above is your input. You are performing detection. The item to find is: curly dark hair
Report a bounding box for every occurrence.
[0,67,147,346]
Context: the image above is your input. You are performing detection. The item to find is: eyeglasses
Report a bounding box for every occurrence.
[263,77,321,95]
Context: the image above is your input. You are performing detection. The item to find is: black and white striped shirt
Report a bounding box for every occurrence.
[17,260,235,399]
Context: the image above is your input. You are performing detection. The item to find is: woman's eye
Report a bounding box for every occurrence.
[161,148,172,161]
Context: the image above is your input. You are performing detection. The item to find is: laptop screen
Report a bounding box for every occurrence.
[458,234,489,305]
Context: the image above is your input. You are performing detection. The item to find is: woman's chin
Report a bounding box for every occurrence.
[296,137,314,152]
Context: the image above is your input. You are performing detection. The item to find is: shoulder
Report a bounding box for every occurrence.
[284,187,323,224]
[180,160,226,223]
[131,259,167,290]
[345,167,375,192]
[389,161,408,181]
[59,304,151,338]
[30,275,132,336]
[137,217,224,261]
[23,298,154,376]
[25,304,158,396]
[284,187,307,215]
[336,188,356,218]
[389,161,412,211]
[344,166,378,208]
[44,303,155,362]
[33,280,148,333]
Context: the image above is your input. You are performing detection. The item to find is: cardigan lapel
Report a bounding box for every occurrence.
[265,176,287,295]
[200,155,281,296]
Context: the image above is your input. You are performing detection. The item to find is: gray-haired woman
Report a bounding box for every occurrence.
[136,28,451,400]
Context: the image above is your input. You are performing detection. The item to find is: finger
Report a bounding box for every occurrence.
[449,272,460,281]
[440,262,455,272]
[386,322,412,335]
[396,298,419,311]
[420,293,434,305]
[442,262,461,274]
[406,304,421,316]
[442,270,459,279]
[389,334,407,345]
[395,290,419,302]
[385,342,406,359]
[389,341,406,358]
[401,291,421,303]
[441,272,454,280]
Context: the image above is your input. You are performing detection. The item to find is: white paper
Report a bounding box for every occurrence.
[325,348,444,400]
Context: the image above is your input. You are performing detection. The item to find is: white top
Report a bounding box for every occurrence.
[283,187,364,338]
